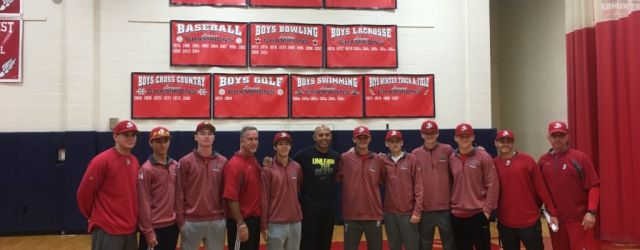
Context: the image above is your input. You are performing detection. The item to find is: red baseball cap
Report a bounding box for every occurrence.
[113,120,139,134]
[385,130,403,141]
[548,121,568,135]
[273,131,292,145]
[353,126,371,138]
[495,129,515,141]
[421,120,439,133]
[149,127,171,142]
[196,122,216,133]
[455,123,474,136]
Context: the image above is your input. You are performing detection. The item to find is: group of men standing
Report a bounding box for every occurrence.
[77,119,600,250]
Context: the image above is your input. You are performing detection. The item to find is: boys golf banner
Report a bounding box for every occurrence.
[170,0,247,6]
[249,0,322,8]
[213,74,289,118]
[170,20,248,67]
[131,73,212,119]
[250,22,324,68]
[291,74,363,118]
[0,19,21,82]
[364,74,435,117]
[326,25,397,68]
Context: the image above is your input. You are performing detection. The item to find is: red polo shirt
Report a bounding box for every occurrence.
[224,152,262,218]
[495,152,558,228]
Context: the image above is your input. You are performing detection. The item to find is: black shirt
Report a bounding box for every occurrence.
[294,145,340,216]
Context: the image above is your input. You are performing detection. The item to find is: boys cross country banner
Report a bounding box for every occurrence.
[249,0,322,8]
[291,74,363,118]
[250,22,323,68]
[326,25,397,68]
[171,21,248,67]
[0,0,20,14]
[170,0,247,6]
[325,0,396,9]
[364,74,435,117]
[213,74,288,118]
[0,19,22,82]
[131,73,212,119]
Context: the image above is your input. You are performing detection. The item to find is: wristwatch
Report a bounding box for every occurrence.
[587,209,597,215]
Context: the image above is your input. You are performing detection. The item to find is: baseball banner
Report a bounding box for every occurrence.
[0,19,21,82]
[131,73,212,119]
[213,74,288,118]
[170,0,247,6]
[171,21,248,67]
[364,74,435,117]
[291,74,363,118]
[249,0,322,8]
[0,0,20,14]
[324,0,396,9]
[326,25,397,68]
[250,23,323,68]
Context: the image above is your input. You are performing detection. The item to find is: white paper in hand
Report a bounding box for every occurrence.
[543,209,559,232]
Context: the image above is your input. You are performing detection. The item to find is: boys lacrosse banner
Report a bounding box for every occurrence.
[0,19,21,82]
[324,0,396,9]
[326,25,397,68]
[291,74,363,118]
[213,74,289,118]
[170,0,247,6]
[170,21,248,67]
[250,22,323,68]
[364,74,435,117]
[249,0,322,8]
[131,73,212,119]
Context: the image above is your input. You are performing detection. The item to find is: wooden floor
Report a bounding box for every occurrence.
[0,221,638,250]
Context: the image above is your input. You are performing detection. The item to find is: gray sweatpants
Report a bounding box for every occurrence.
[180,219,227,250]
[266,222,302,250]
[383,213,419,250]
[91,227,137,250]
[419,210,456,250]
[343,220,382,250]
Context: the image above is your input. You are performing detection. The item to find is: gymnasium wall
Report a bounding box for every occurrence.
[0,0,492,132]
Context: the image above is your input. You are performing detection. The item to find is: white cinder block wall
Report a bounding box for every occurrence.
[1,0,492,133]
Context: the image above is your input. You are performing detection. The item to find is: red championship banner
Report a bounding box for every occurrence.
[325,0,396,9]
[0,0,20,14]
[171,21,247,67]
[250,23,323,68]
[213,74,288,118]
[249,0,322,8]
[131,73,212,119]
[291,74,363,118]
[170,0,247,6]
[364,74,435,117]
[0,19,21,82]
[326,25,397,68]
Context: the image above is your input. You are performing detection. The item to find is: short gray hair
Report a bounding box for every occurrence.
[240,126,258,138]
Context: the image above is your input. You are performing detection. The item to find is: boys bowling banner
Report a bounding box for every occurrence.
[326,25,397,68]
[324,0,396,9]
[131,73,212,119]
[250,23,323,68]
[171,21,248,67]
[213,74,288,118]
[0,19,21,82]
[249,0,322,8]
[0,0,20,14]
[170,0,247,6]
[291,74,363,118]
[364,74,435,117]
